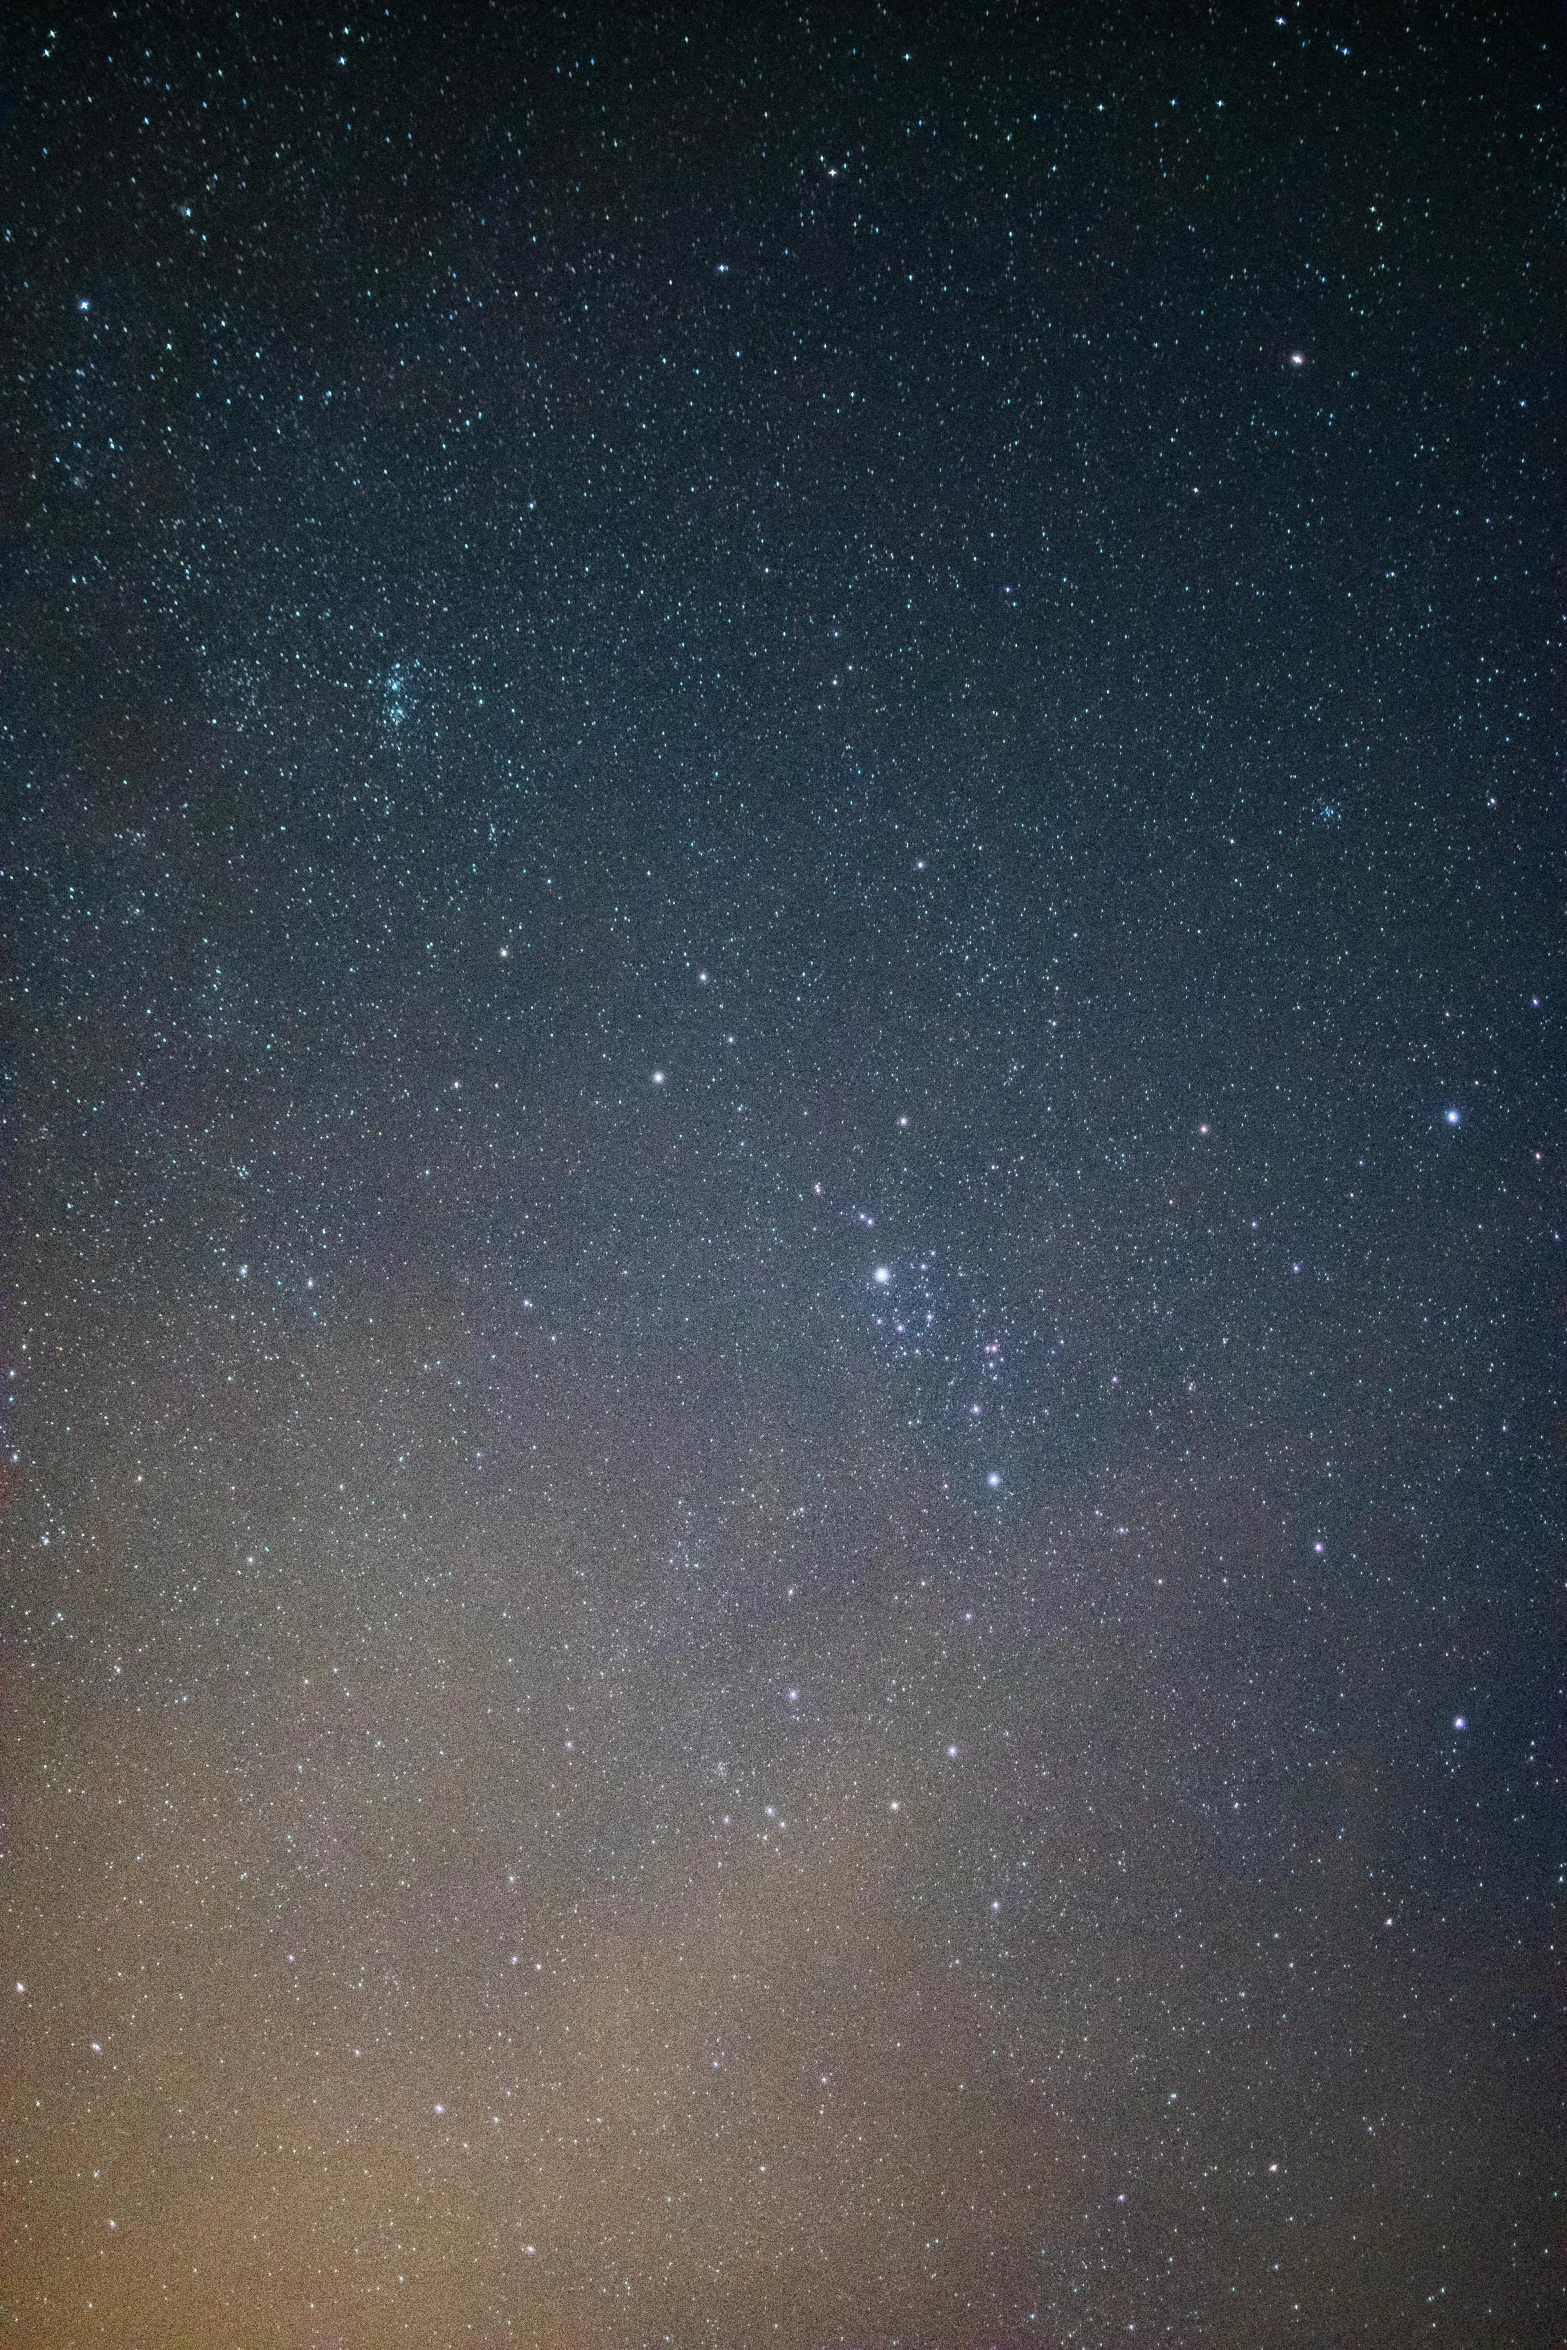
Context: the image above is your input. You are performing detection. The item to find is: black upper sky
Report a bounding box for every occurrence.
[5,5,1560,2347]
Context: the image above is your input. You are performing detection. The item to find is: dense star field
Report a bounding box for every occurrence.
[4,6,1559,2346]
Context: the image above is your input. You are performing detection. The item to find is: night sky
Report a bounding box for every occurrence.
[5,6,1560,2347]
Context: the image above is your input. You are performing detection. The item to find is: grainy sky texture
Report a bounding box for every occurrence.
[4,5,1560,2347]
